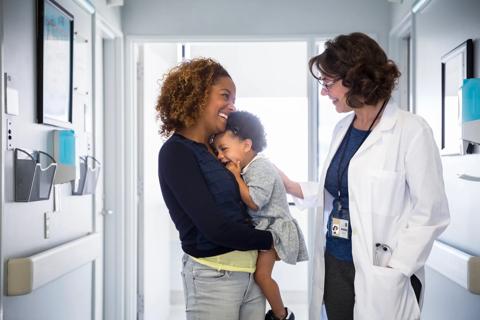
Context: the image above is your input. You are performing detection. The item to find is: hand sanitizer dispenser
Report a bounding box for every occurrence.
[462,79,480,150]
[53,130,76,184]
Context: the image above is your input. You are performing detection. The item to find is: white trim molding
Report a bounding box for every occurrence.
[107,0,124,7]
[426,240,480,295]
[0,0,5,317]
[390,11,412,38]
[388,11,414,112]
[73,0,95,14]
[94,13,127,320]
[306,37,319,300]
[124,35,138,320]
[412,0,433,14]
[96,14,122,39]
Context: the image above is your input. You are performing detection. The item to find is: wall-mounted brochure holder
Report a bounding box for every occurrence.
[15,148,57,202]
[72,156,101,195]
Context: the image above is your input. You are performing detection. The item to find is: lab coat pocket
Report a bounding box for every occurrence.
[371,170,406,217]
[371,266,420,320]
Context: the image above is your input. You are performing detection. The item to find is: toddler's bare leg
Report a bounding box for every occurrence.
[254,249,286,319]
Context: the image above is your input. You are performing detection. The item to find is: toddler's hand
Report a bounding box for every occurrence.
[226,160,241,177]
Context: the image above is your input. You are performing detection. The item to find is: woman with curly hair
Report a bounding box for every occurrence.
[280,33,449,320]
[156,58,274,320]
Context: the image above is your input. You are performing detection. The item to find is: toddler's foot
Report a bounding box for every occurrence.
[265,307,295,320]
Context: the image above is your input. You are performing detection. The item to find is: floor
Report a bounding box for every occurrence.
[168,303,308,319]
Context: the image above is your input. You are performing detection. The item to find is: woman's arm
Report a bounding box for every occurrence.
[159,142,272,251]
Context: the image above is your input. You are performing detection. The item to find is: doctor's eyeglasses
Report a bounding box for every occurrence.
[318,77,340,91]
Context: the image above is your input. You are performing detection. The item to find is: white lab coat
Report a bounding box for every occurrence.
[295,101,450,320]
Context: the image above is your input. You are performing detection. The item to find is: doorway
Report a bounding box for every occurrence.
[135,40,313,319]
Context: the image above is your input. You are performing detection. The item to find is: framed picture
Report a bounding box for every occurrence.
[37,0,74,128]
[441,39,473,155]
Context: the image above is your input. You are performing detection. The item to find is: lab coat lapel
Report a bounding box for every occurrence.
[354,101,399,157]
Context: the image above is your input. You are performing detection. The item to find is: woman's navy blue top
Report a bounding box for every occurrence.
[324,127,370,262]
[158,133,273,258]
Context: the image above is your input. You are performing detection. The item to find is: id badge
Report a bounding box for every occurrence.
[331,218,349,239]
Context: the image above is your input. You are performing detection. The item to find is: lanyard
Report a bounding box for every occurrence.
[335,99,388,211]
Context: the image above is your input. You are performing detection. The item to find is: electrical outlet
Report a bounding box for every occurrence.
[86,132,92,154]
[44,212,51,239]
[6,118,14,150]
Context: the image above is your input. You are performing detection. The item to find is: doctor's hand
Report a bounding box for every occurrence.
[274,164,304,199]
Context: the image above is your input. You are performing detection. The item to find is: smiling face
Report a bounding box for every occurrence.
[213,130,253,168]
[320,75,352,113]
[199,76,237,135]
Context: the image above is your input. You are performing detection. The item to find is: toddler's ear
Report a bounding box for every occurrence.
[243,139,253,152]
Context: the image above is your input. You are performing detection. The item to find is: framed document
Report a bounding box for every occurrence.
[37,0,74,128]
[441,39,473,155]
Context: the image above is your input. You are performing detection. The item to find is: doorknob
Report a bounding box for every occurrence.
[101,209,114,216]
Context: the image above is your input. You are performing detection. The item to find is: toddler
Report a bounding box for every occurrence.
[213,111,308,320]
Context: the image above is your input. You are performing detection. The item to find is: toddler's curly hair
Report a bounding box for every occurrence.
[156,58,231,136]
[226,111,267,152]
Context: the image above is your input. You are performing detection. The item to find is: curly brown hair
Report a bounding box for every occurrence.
[309,32,401,108]
[156,58,231,136]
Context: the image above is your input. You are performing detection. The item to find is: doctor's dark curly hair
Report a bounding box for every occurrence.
[225,111,267,152]
[309,32,401,108]
[156,58,231,136]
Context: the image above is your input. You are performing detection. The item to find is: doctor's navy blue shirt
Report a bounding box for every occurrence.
[325,126,370,262]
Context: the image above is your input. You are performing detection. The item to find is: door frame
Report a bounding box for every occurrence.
[126,35,322,317]
[0,0,5,317]
[94,13,127,320]
[389,11,414,112]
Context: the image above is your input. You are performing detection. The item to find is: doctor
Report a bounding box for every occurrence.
[281,33,450,320]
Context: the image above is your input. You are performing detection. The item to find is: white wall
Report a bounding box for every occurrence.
[1,1,121,319]
[2,0,94,318]
[122,0,390,48]
[94,0,122,31]
[389,0,415,29]
[391,0,480,319]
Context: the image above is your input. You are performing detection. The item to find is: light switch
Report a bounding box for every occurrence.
[6,87,20,116]
[5,73,20,116]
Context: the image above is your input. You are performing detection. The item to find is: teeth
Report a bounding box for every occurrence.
[219,112,228,119]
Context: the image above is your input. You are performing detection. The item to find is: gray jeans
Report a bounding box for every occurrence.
[181,254,266,320]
